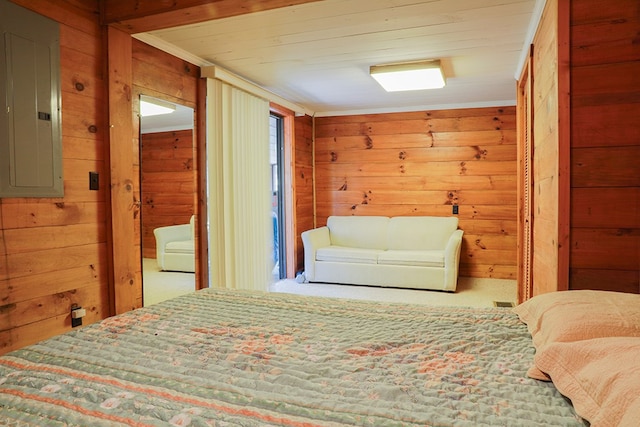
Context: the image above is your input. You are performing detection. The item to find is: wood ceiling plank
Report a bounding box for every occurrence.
[102,0,322,33]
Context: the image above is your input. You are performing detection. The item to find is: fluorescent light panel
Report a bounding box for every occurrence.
[370,60,445,92]
[140,96,176,117]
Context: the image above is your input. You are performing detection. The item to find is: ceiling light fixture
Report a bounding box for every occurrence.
[140,96,176,117]
[370,60,445,92]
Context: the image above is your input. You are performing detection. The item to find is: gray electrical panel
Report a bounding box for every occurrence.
[0,0,63,197]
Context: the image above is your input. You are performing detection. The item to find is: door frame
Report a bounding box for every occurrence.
[270,102,296,278]
[516,45,534,303]
[137,94,198,304]
[107,29,207,314]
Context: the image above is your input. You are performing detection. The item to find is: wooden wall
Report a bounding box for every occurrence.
[314,107,518,280]
[0,0,108,354]
[140,130,195,259]
[1,2,203,354]
[5,0,634,357]
[569,0,640,292]
[520,0,639,298]
[528,0,567,296]
[293,115,315,273]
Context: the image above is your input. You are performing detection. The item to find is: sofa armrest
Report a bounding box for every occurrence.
[154,224,191,269]
[443,229,464,291]
[301,226,330,281]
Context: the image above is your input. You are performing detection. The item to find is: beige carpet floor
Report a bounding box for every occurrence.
[143,257,517,308]
[143,258,195,306]
[269,277,517,308]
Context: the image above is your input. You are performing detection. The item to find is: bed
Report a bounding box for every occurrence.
[1,288,638,426]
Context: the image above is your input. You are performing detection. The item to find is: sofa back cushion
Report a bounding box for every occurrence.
[327,216,389,249]
[387,216,458,250]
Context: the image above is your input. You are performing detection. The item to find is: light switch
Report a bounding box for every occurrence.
[89,171,99,190]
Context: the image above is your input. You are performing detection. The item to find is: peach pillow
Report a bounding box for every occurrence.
[512,290,640,380]
[534,337,640,426]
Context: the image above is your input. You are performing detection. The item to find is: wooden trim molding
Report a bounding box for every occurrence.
[196,78,209,290]
[517,45,534,302]
[556,0,571,291]
[271,102,296,278]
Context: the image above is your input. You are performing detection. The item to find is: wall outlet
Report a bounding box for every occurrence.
[71,304,85,327]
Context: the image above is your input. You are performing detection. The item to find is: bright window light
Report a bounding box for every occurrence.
[140,96,176,117]
[370,60,445,92]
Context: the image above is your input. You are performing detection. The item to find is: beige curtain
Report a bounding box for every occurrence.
[206,78,272,291]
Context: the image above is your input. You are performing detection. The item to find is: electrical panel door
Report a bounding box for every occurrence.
[0,0,62,197]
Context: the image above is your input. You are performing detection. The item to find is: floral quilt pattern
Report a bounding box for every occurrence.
[0,289,585,426]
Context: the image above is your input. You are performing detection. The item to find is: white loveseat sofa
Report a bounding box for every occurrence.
[301,216,463,291]
[153,215,195,272]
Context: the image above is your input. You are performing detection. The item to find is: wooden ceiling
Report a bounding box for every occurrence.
[104,0,540,116]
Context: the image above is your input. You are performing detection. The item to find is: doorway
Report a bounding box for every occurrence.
[270,113,286,281]
[139,95,196,306]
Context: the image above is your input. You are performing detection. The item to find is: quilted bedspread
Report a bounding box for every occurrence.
[0,289,585,426]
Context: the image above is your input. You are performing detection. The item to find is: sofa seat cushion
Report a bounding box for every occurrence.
[316,246,381,264]
[165,240,194,254]
[377,250,444,268]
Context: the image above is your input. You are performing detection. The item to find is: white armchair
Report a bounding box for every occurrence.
[153,215,195,272]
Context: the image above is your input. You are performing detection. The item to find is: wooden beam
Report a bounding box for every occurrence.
[107,26,139,314]
[102,0,323,33]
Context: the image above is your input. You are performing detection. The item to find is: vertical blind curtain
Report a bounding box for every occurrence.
[206,78,272,291]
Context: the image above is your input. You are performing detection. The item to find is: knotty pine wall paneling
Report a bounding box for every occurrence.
[140,130,195,259]
[519,0,639,298]
[527,0,570,296]
[1,0,109,354]
[568,0,640,292]
[314,107,517,280]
